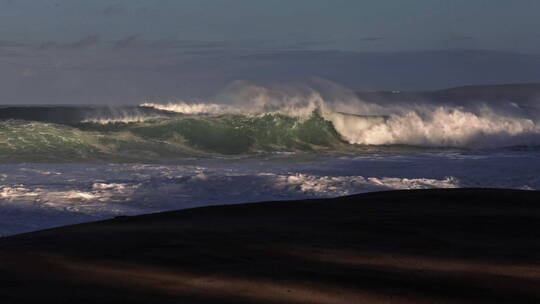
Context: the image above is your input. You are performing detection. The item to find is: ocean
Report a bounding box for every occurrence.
[1,89,540,235]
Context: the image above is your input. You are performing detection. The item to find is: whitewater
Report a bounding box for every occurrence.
[1,82,539,235]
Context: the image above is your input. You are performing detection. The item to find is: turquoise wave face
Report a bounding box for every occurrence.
[0,112,349,162]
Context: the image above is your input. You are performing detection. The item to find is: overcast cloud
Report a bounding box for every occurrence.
[1,1,540,104]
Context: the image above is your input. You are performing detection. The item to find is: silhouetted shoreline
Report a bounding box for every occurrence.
[1,188,539,303]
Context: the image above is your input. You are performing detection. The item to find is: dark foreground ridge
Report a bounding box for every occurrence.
[1,188,539,303]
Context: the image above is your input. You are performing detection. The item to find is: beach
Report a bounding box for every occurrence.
[1,188,539,303]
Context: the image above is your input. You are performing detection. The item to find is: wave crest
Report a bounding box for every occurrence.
[140,102,234,115]
[324,107,540,148]
[142,80,540,149]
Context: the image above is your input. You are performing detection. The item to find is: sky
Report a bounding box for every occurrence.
[1,0,540,104]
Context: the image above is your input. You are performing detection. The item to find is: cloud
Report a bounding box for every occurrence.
[359,37,384,42]
[149,39,230,49]
[68,35,101,48]
[38,35,101,50]
[0,40,29,48]
[113,37,232,50]
[4,41,540,104]
[131,38,330,52]
[0,50,26,58]
[449,35,477,41]
[114,34,143,48]
[103,4,125,15]
[277,40,330,50]
[0,40,34,57]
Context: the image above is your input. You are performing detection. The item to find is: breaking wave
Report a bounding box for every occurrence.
[0,111,347,162]
[1,82,540,162]
[324,107,540,148]
[141,81,540,150]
